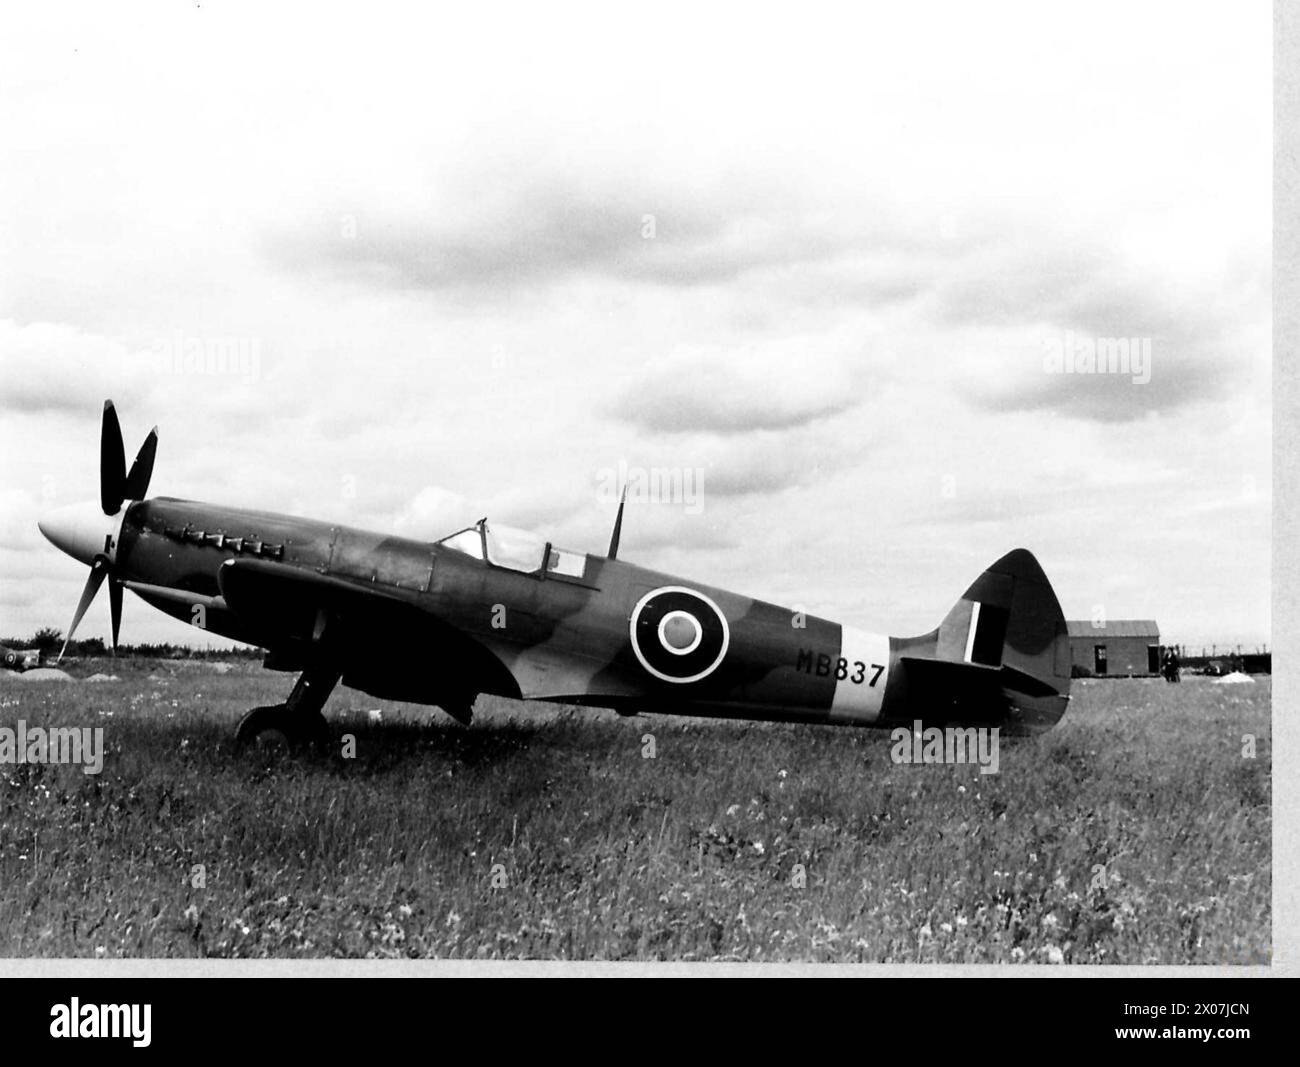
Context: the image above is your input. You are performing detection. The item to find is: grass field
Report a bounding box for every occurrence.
[0,661,1270,962]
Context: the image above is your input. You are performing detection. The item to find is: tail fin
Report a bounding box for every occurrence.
[892,549,1071,734]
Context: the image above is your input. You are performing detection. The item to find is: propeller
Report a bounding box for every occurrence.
[60,555,110,661]
[100,400,126,514]
[57,401,158,660]
[123,425,158,502]
[100,400,157,515]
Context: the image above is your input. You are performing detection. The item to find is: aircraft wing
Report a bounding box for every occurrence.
[217,558,417,634]
[215,559,522,702]
[480,642,644,704]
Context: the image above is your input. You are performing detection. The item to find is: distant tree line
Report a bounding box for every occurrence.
[3,627,264,661]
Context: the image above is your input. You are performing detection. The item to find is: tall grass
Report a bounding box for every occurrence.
[0,664,1270,961]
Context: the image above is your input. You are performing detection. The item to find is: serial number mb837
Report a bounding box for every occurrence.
[795,649,884,686]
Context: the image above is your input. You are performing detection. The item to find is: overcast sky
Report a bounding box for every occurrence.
[0,2,1271,650]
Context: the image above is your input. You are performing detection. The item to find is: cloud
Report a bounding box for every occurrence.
[389,486,476,538]
[702,429,857,497]
[261,128,1272,434]
[265,195,841,294]
[608,339,871,436]
[0,321,150,415]
[591,410,866,512]
[0,490,42,551]
[614,378,853,435]
[260,128,959,298]
[923,235,1268,422]
[389,483,588,541]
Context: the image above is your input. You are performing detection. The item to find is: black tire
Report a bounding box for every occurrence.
[235,704,293,753]
[235,704,331,755]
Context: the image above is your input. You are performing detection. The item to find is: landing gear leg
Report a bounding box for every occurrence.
[235,664,340,754]
[441,695,474,726]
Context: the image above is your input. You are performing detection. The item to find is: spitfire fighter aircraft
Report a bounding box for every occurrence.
[37,401,1071,749]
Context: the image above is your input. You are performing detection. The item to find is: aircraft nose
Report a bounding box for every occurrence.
[38,501,121,566]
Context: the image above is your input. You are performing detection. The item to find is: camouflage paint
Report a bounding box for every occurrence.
[111,497,1071,733]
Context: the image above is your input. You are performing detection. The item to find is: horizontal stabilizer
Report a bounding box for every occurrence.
[895,655,1069,734]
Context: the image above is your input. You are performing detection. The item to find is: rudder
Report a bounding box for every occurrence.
[889,549,1071,734]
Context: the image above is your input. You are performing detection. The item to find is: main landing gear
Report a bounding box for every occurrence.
[235,664,340,754]
[439,689,475,726]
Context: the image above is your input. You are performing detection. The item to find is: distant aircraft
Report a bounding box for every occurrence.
[37,401,1072,749]
[1,644,39,672]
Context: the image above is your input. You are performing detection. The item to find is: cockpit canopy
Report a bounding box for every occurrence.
[435,519,586,579]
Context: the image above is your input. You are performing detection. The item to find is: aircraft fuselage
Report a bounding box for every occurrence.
[114,497,906,727]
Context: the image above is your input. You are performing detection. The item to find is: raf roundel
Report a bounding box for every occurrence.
[629,586,730,683]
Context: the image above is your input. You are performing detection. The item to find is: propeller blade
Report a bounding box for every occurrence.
[100,400,126,515]
[58,557,109,662]
[123,427,158,501]
[109,577,123,652]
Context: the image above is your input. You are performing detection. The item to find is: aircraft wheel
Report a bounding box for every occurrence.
[235,704,294,753]
[235,702,332,756]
